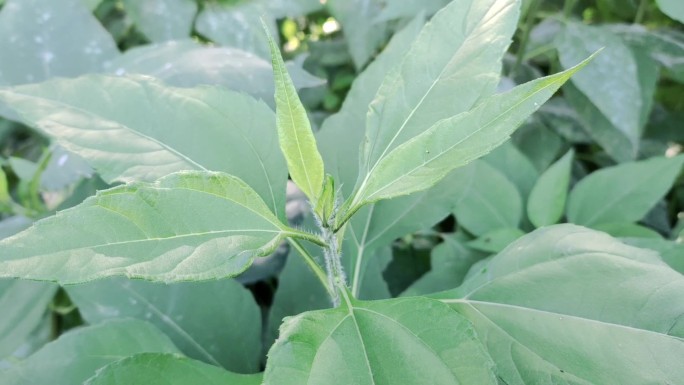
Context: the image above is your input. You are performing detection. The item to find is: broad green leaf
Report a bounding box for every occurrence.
[613,25,684,84]
[632,46,659,132]
[563,82,636,162]
[0,309,51,370]
[40,146,93,191]
[327,0,388,70]
[567,155,684,227]
[451,161,523,236]
[360,0,520,177]
[592,222,663,239]
[265,24,325,204]
[354,59,591,204]
[0,280,56,358]
[0,0,118,86]
[267,0,323,16]
[557,23,642,161]
[109,40,323,106]
[467,227,525,253]
[81,0,102,10]
[318,15,425,198]
[67,278,261,373]
[122,0,197,43]
[0,171,297,283]
[513,118,564,172]
[85,354,262,385]
[0,216,32,239]
[0,319,179,385]
[657,0,684,23]
[527,149,574,228]
[195,2,274,58]
[402,234,487,297]
[0,75,286,217]
[481,142,539,200]
[537,97,592,144]
[623,237,684,274]
[264,294,497,385]
[434,225,684,385]
[374,0,450,22]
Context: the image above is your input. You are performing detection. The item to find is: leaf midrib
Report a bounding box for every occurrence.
[274,47,317,198]
[362,0,515,186]
[458,248,666,299]
[0,89,208,176]
[363,76,561,202]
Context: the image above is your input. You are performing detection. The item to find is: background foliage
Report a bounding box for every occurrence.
[0,0,683,383]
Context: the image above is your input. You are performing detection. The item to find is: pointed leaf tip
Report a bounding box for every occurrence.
[264,19,325,205]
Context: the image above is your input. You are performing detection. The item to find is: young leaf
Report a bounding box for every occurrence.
[361,0,520,177]
[0,75,287,218]
[264,293,497,385]
[567,155,684,227]
[352,57,593,206]
[433,225,684,385]
[313,174,335,225]
[0,171,305,284]
[0,319,180,385]
[84,353,263,385]
[267,19,427,345]
[264,22,325,205]
[527,149,574,228]
[66,278,262,373]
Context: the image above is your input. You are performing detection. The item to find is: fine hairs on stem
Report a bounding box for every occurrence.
[309,190,347,307]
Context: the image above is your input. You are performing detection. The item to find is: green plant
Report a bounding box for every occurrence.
[1,0,684,384]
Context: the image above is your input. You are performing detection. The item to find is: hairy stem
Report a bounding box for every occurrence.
[321,226,347,306]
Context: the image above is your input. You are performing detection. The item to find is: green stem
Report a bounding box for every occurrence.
[333,201,364,233]
[634,0,647,24]
[287,228,327,247]
[320,225,347,306]
[563,0,577,19]
[513,0,541,78]
[288,238,333,297]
